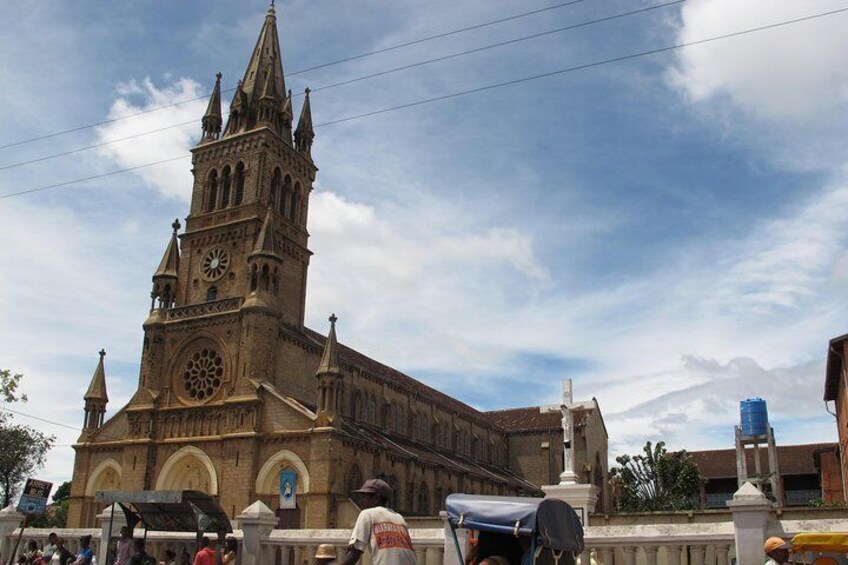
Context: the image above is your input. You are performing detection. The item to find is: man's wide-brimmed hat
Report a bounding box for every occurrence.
[352,478,391,499]
[315,544,336,559]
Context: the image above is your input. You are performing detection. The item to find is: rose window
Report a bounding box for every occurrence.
[182,348,224,401]
[201,248,230,281]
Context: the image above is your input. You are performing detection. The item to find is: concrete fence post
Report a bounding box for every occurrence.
[97,503,127,565]
[236,501,277,565]
[727,482,770,565]
[0,505,25,563]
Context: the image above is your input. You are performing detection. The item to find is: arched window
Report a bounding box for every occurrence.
[228,109,240,134]
[346,465,363,496]
[234,162,245,205]
[417,482,430,515]
[206,286,218,301]
[282,175,292,217]
[368,395,377,424]
[270,169,281,211]
[289,182,301,223]
[221,166,232,208]
[432,422,441,446]
[205,170,218,212]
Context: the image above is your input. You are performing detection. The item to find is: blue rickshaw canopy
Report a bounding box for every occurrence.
[446,494,584,554]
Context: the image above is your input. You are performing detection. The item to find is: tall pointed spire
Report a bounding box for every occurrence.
[294,88,314,155]
[316,314,340,375]
[241,4,287,107]
[200,72,223,143]
[83,349,108,431]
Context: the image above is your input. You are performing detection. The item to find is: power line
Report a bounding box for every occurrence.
[0,0,684,173]
[0,120,198,172]
[1,405,136,444]
[316,6,848,127]
[310,0,684,94]
[1,6,845,201]
[0,0,589,152]
[0,156,190,199]
[288,0,589,76]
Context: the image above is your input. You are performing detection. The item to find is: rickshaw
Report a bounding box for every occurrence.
[790,533,848,565]
[445,494,584,565]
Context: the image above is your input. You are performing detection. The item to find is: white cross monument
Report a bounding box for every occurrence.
[542,378,599,524]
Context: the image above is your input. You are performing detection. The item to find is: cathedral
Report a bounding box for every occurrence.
[67,6,609,529]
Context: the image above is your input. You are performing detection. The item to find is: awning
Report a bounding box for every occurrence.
[94,490,232,533]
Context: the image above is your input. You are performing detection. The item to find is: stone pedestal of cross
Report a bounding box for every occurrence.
[541,378,599,524]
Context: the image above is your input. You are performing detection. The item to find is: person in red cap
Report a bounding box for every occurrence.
[764,537,790,565]
[341,478,416,565]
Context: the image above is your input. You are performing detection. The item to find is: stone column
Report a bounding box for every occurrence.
[236,500,277,565]
[97,503,127,565]
[0,505,24,564]
[727,482,770,565]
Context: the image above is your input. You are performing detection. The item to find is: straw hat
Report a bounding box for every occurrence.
[315,544,336,560]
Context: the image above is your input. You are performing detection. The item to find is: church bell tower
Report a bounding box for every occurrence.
[183,4,316,327]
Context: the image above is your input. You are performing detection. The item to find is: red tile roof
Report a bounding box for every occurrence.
[486,406,581,432]
[689,443,837,479]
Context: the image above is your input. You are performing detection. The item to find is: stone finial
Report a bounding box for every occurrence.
[172,218,181,234]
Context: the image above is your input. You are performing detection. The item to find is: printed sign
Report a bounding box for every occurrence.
[17,478,53,516]
[279,470,297,509]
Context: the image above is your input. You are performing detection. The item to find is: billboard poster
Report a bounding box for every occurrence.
[16,478,53,516]
[279,470,297,509]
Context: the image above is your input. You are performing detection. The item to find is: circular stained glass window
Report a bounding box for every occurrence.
[201,248,230,281]
[182,347,224,401]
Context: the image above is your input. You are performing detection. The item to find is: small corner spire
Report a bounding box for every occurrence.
[250,210,282,259]
[200,72,223,143]
[316,313,341,375]
[85,349,109,402]
[151,221,180,309]
[294,88,314,155]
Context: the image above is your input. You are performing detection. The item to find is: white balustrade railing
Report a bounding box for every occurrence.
[583,523,737,565]
[3,485,848,565]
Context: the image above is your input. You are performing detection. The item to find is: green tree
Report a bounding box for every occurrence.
[30,481,71,528]
[0,370,55,507]
[53,480,71,504]
[609,441,702,512]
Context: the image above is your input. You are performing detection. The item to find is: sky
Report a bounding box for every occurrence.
[1,0,848,490]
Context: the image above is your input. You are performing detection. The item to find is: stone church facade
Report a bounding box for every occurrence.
[67,6,609,529]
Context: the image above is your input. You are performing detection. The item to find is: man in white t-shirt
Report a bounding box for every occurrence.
[342,478,416,565]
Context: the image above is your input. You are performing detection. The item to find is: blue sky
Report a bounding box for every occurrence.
[1,0,847,488]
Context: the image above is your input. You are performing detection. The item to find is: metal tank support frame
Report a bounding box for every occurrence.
[734,425,783,506]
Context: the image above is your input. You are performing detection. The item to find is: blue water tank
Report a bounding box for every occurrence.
[740,398,769,437]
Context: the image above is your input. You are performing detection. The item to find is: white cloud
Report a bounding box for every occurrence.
[95,77,206,201]
[603,355,835,457]
[669,0,848,124]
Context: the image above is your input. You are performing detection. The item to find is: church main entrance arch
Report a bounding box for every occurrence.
[255,449,310,527]
[156,446,218,495]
